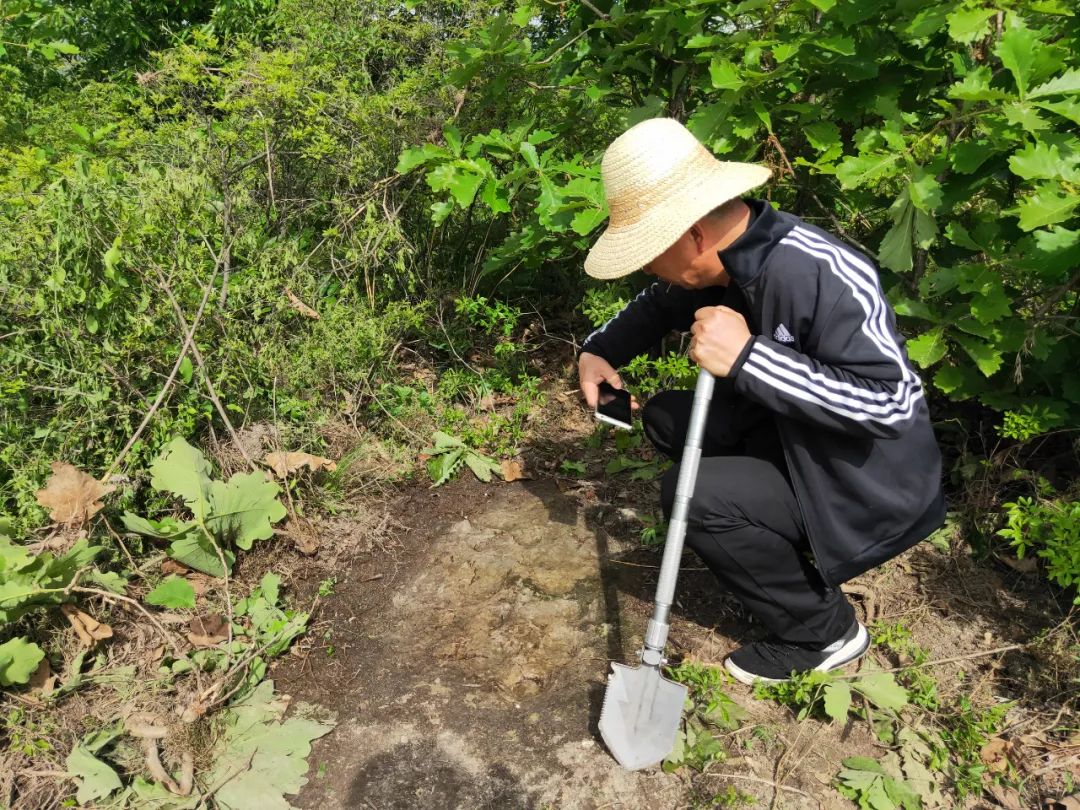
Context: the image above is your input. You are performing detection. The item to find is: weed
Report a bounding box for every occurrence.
[663,661,747,772]
[318,577,337,597]
[559,459,586,476]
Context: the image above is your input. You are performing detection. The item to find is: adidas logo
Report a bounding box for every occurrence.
[773,323,795,343]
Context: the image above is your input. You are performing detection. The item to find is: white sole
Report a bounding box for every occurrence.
[723,623,870,686]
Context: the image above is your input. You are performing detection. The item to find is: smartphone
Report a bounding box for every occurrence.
[595,381,633,430]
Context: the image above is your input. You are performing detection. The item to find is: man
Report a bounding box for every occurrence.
[578,118,945,685]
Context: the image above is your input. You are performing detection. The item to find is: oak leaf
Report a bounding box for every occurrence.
[263,451,337,478]
[35,463,114,525]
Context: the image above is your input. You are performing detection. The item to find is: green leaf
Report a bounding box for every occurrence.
[907,327,948,368]
[480,179,511,214]
[1030,68,1080,99]
[971,285,1012,323]
[463,451,499,482]
[145,575,196,609]
[206,471,287,552]
[836,153,900,188]
[0,637,45,686]
[120,513,191,539]
[169,532,234,577]
[954,334,1004,377]
[1037,98,1080,126]
[709,58,744,91]
[852,671,910,712]
[66,744,122,805]
[519,141,540,170]
[948,67,1007,101]
[807,0,836,10]
[49,40,80,55]
[1009,141,1080,181]
[823,680,852,722]
[842,756,886,773]
[909,169,942,212]
[947,7,996,43]
[772,42,800,62]
[1017,184,1080,231]
[816,36,855,56]
[950,140,997,174]
[207,680,333,810]
[571,206,607,236]
[150,437,214,521]
[804,121,841,153]
[179,354,193,384]
[446,169,485,208]
[396,143,448,175]
[994,14,1042,97]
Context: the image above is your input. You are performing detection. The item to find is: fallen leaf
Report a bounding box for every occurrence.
[1003,555,1038,574]
[61,604,113,647]
[284,287,320,319]
[161,559,191,576]
[187,613,228,647]
[263,451,337,479]
[476,394,496,411]
[988,784,1024,810]
[35,462,115,525]
[28,658,56,696]
[500,459,529,482]
[186,573,213,597]
[981,737,1014,774]
[149,644,165,663]
[1046,796,1080,810]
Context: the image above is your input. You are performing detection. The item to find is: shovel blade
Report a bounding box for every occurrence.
[599,661,688,770]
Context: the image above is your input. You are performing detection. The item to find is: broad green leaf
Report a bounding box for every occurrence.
[807,0,836,10]
[841,755,885,774]
[571,206,607,236]
[944,221,982,250]
[836,153,900,188]
[49,40,80,55]
[950,140,997,174]
[816,36,855,56]
[169,532,234,577]
[1030,69,1080,99]
[709,58,744,91]
[207,472,287,552]
[480,179,511,214]
[66,744,122,804]
[395,143,448,175]
[948,67,1007,101]
[463,451,500,482]
[971,285,1012,323]
[208,680,333,810]
[0,637,45,686]
[1004,101,1050,134]
[804,121,841,153]
[909,169,942,212]
[519,141,540,170]
[145,575,196,609]
[1008,141,1077,180]
[150,437,214,521]
[947,7,996,43]
[772,42,799,62]
[906,327,948,367]
[955,334,1004,376]
[1017,184,1080,231]
[1037,98,1080,126]
[179,354,193,384]
[121,513,191,539]
[446,169,484,208]
[994,15,1042,97]
[1034,226,1080,253]
[852,671,910,711]
[823,681,852,722]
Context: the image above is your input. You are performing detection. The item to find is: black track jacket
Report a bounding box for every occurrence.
[581,199,946,586]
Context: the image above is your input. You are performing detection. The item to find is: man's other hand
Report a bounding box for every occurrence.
[578,352,640,411]
[690,306,752,377]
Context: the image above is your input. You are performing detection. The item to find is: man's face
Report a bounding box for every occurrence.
[641,225,727,289]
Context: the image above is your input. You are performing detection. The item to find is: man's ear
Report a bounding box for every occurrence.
[688,221,708,255]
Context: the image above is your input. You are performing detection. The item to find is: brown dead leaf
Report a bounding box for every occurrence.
[988,784,1024,810]
[263,451,337,479]
[981,737,1014,774]
[284,286,320,319]
[1003,555,1038,574]
[160,559,191,576]
[149,644,165,663]
[500,459,529,482]
[186,614,228,647]
[1046,797,1080,810]
[476,394,496,411]
[61,604,113,647]
[186,573,213,598]
[35,462,115,525]
[28,658,56,696]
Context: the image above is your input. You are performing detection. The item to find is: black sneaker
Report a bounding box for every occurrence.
[723,620,870,685]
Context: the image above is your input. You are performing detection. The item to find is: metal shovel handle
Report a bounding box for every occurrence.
[641,368,714,665]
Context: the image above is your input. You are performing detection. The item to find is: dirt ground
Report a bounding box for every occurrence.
[267,392,1077,810]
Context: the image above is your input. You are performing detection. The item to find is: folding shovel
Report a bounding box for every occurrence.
[599,368,715,770]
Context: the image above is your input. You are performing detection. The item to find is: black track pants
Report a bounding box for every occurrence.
[642,388,854,646]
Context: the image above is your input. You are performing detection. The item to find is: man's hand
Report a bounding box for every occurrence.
[578,352,640,411]
[689,306,752,377]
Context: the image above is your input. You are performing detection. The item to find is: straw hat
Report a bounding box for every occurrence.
[584,118,772,280]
